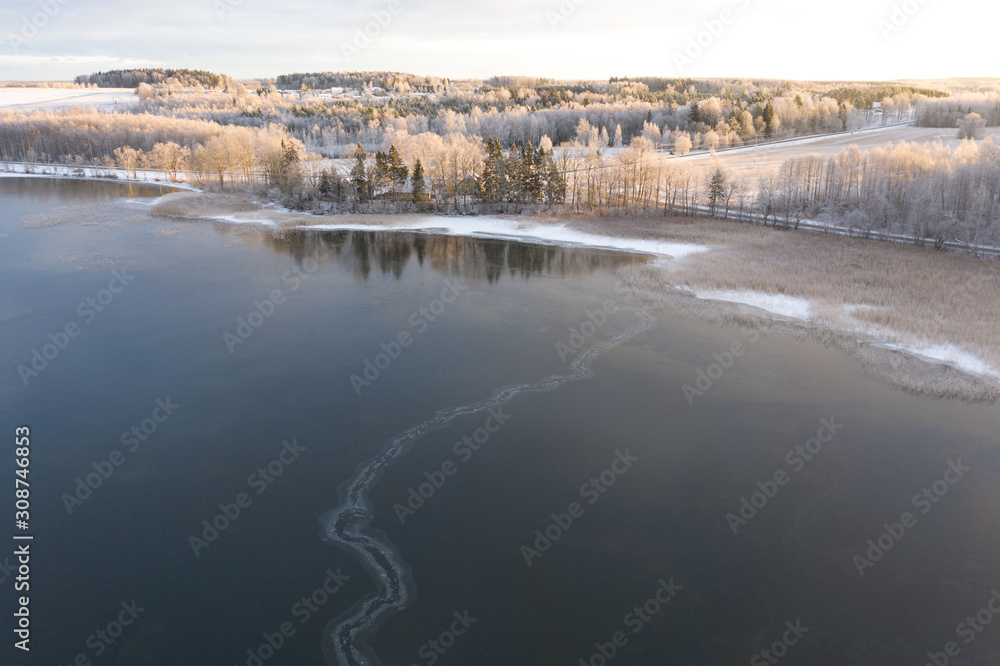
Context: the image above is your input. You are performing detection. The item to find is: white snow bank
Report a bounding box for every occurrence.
[693,289,812,320]
[885,342,1000,380]
[299,216,709,259]
[209,214,277,227]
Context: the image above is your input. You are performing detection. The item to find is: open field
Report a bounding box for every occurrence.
[0,87,138,111]
[672,123,1000,178]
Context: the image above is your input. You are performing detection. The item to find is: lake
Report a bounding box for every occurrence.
[2,177,999,666]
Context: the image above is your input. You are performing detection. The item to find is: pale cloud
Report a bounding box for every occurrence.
[1,0,997,81]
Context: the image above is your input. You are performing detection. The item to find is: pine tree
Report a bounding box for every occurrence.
[411,159,426,203]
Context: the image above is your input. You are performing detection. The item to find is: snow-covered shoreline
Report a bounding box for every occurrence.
[686,288,1000,383]
[0,161,200,191]
[299,216,711,259]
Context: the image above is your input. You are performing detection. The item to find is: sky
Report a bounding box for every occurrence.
[1,0,999,82]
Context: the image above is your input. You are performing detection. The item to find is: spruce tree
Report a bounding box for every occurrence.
[350,143,368,201]
[388,145,408,192]
[411,159,426,203]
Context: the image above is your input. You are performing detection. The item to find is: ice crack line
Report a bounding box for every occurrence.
[320,309,655,665]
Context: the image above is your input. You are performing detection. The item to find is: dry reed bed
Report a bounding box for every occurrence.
[576,214,1000,399]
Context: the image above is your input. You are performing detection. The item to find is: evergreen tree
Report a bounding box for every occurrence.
[762,102,775,137]
[507,143,524,203]
[708,167,728,216]
[542,151,566,206]
[411,158,426,203]
[478,137,503,203]
[318,169,345,202]
[520,141,542,203]
[373,150,391,196]
[387,144,408,192]
[350,143,368,201]
[276,139,302,195]
[689,102,701,124]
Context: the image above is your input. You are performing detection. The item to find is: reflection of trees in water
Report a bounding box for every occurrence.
[261,229,646,284]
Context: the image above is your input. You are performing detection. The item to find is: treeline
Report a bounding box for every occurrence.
[132,86,871,159]
[824,84,947,110]
[0,108,303,191]
[74,69,228,89]
[306,139,566,213]
[756,139,1000,246]
[274,72,446,93]
[915,94,1000,128]
[110,73,958,163]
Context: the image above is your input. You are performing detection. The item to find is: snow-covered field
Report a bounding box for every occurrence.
[677,124,1000,178]
[0,87,138,111]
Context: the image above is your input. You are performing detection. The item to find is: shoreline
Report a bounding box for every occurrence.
[0,162,201,191]
[149,191,1000,401]
[10,180,998,402]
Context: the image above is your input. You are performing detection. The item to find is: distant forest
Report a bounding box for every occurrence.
[74,69,228,89]
[275,71,445,92]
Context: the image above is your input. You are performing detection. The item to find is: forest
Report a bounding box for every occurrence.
[74,68,230,89]
[1,72,997,249]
